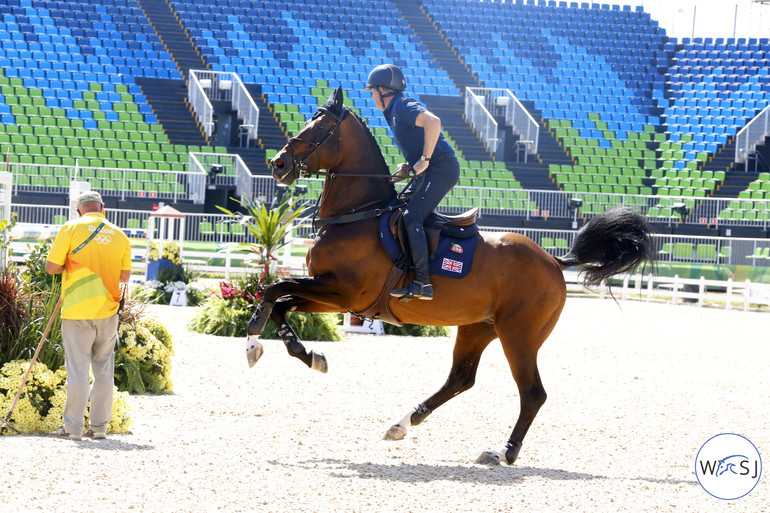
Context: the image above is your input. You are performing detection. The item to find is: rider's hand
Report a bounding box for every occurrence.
[412,159,429,175]
[396,163,411,178]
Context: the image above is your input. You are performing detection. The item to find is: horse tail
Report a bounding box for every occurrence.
[554,207,656,288]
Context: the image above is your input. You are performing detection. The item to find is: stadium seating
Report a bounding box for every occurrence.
[422,0,769,217]
[172,0,458,131]
[0,0,222,198]
[0,0,768,228]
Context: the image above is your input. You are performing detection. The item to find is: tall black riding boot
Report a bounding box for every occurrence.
[391,227,434,301]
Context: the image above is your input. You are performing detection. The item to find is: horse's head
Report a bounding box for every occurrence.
[270,86,350,185]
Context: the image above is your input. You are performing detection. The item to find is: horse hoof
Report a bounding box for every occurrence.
[310,351,328,373]
[245,337,264,368]
[475,451,502,466]
[247,301,274,336]
[383,424,407,441]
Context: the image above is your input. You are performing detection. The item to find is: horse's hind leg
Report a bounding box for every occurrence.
[475,318,557,466]
[383,321,497,441]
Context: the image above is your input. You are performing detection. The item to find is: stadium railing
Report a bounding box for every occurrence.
[465,88,539,158]
[735,104,770,169]
[188,70,259,144]
[11,204,767,264]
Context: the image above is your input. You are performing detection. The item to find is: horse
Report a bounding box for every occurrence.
[247,86,655,466]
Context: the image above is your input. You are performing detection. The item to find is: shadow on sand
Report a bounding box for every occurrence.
[269,458,696,487]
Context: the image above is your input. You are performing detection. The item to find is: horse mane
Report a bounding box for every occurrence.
[344,106,391,176]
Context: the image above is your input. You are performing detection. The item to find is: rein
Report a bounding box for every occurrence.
[313,173,422,229]
[315,199,403,229]
[285,105,422,230]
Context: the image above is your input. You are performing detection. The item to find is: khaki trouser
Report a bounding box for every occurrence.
[61,315,118,435]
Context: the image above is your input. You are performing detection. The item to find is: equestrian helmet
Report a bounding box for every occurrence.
[365,64,406,91]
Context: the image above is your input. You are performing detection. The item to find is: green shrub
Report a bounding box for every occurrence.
[141,317,174,353]
[188,297,252,337]
[115,323,173,395]
[383,323,451,337]
[21,239,58,292]
[0,267,64,371]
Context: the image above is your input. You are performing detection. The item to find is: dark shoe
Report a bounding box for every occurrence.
[391,280,434,301]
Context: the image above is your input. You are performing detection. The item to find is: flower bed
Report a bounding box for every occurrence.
[0,360,132,435]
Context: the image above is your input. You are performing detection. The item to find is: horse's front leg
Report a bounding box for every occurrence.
[270,299,328,373]
[247,276,342,337]
[247,297,276,338]
[246,276,345,370]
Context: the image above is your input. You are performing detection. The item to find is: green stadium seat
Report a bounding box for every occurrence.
[696,244,716,260]
[747,247,769,261]
[215,222,229,236]
[673,243,694,259]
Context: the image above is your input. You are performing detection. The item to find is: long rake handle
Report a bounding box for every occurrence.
[2,295,62,428]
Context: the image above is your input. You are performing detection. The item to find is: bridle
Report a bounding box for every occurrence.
[282,106,411,182]
[283,106,346,181]
[277,105,423,229]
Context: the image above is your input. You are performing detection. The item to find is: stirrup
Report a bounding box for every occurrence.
[391,280,433,301]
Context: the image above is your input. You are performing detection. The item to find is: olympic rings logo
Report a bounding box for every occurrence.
[94,234,112,244]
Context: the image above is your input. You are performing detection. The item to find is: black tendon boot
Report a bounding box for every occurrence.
[391,226,434,301]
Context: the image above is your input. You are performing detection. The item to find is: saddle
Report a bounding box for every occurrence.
[388,207,479,258]
[351,206,479,327]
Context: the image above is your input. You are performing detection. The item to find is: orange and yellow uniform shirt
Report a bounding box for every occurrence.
[47,212,131,320]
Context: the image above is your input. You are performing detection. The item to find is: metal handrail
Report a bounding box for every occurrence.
[464,88,498,153]
[188,71,215,137]
[466,87,540,158]
[735,104,770,165]
[188,70,260,145]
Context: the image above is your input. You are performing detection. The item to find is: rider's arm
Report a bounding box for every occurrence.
[414,110,442,174]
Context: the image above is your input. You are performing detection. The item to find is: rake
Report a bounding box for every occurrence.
[0,295,62,434]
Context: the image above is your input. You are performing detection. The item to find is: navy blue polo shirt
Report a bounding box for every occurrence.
[383,92,454,166]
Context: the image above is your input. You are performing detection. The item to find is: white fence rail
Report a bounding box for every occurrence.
[187,71,215,138]
[7,161,207,204]
[7,202,770,269]
[564,271,770,311]
[6,158,770,230]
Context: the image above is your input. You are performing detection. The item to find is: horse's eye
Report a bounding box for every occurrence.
[315,122,326,131]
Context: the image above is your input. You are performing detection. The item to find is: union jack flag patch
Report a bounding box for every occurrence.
[441,258,463,273]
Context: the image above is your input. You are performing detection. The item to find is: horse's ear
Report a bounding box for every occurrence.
[333,85,344,107]
[323,85,345,117]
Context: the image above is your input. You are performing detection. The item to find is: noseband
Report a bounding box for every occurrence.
[285,107,346,180]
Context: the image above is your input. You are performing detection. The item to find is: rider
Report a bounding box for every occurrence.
[365,64,460,301]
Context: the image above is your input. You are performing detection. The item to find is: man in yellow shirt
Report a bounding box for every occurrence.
[46,191,131,440]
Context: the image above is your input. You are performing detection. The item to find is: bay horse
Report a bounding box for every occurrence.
[247,86,655,466]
